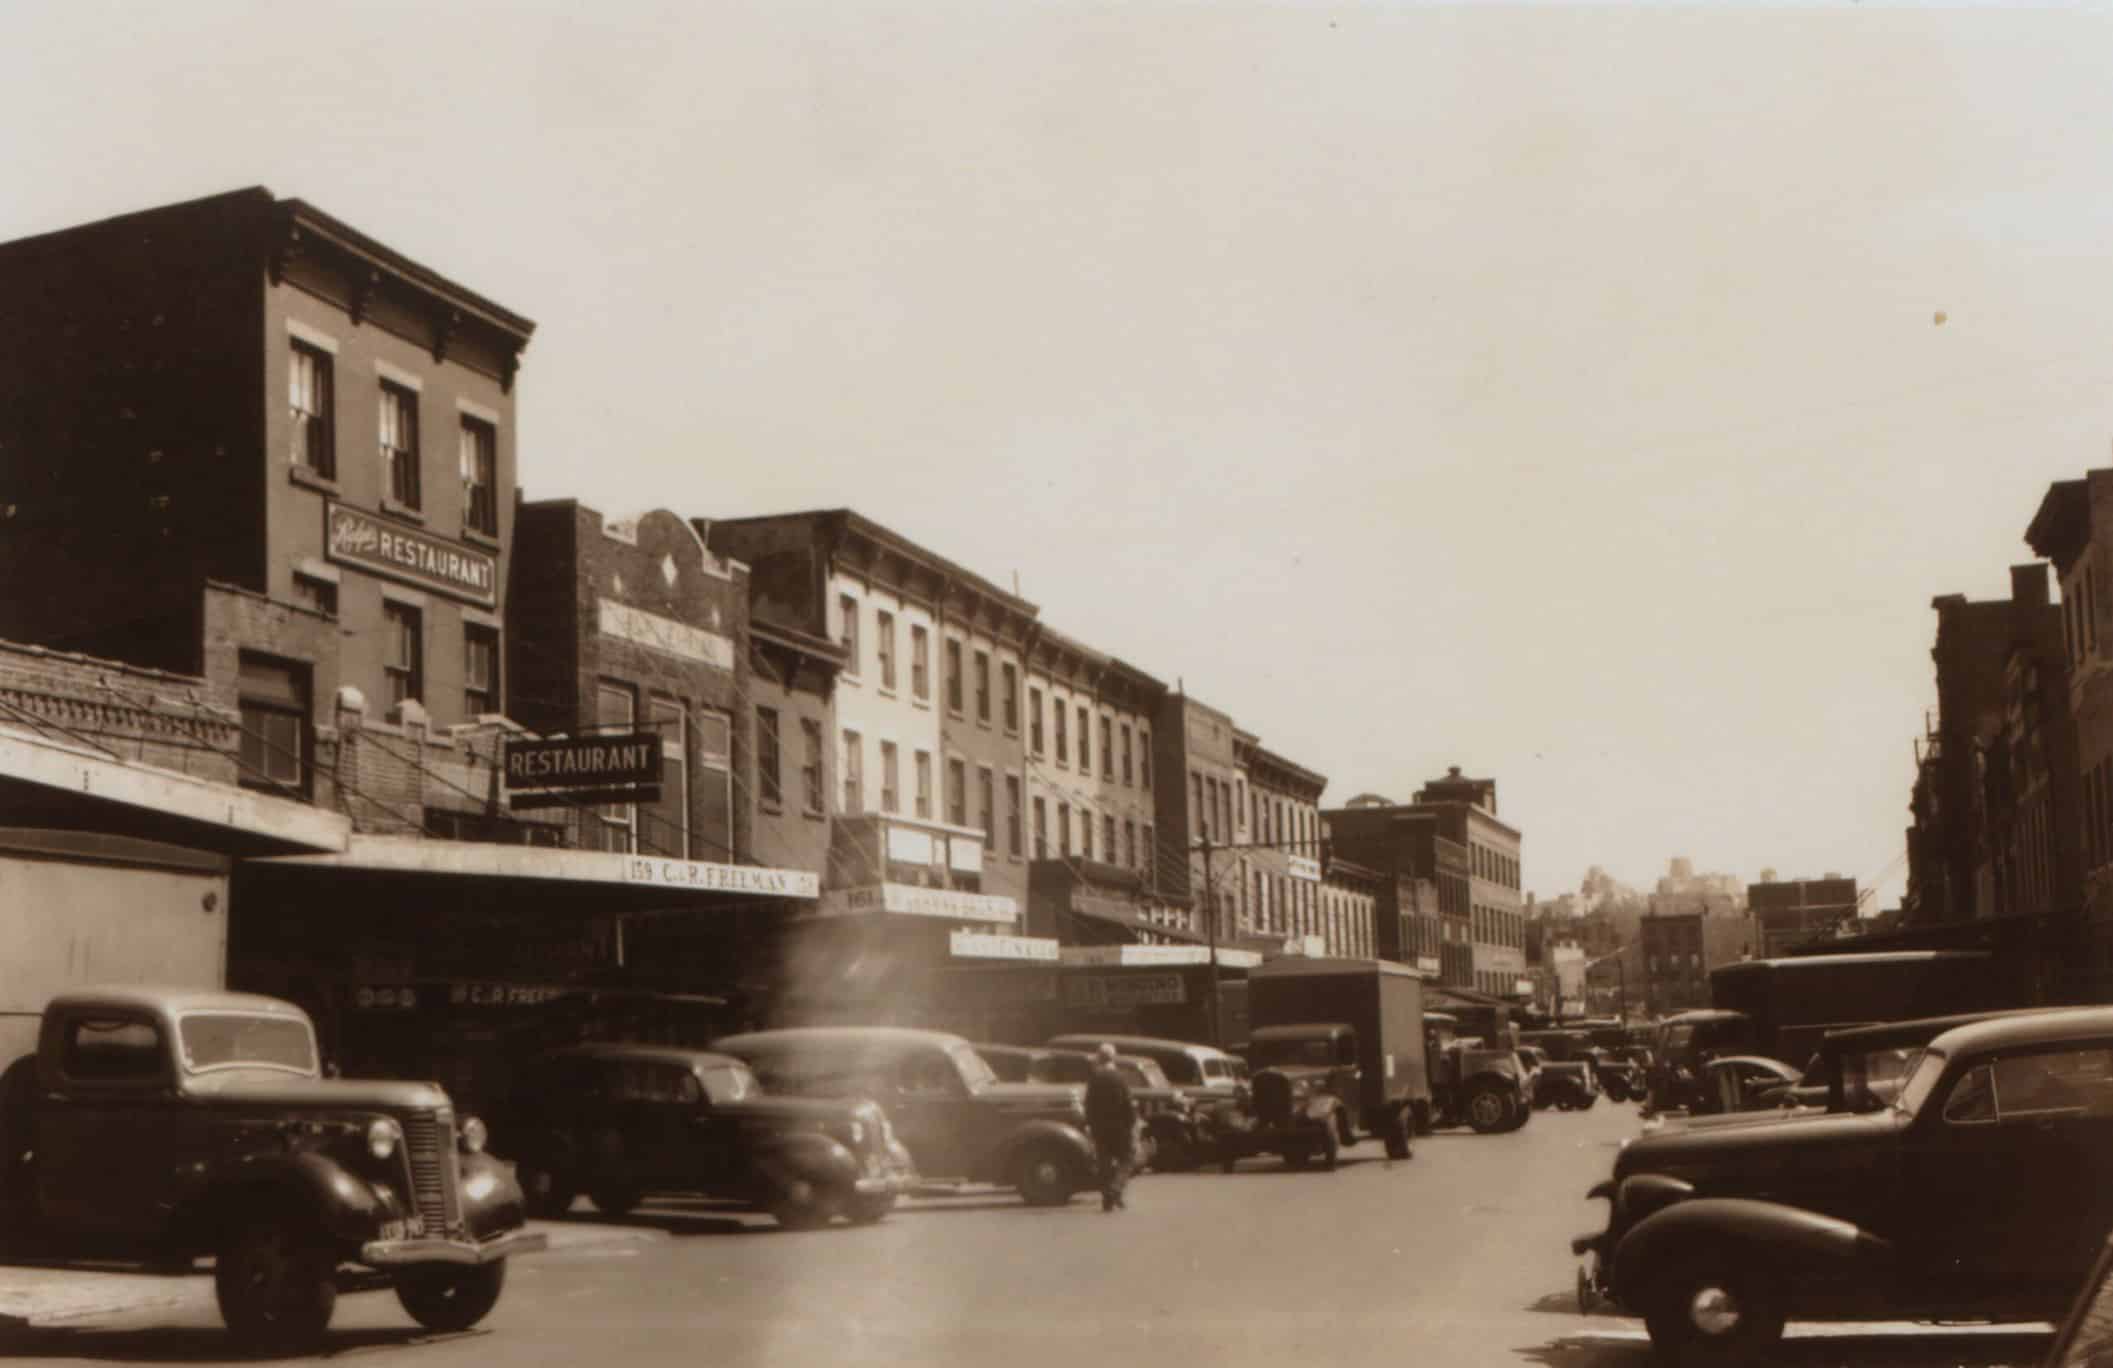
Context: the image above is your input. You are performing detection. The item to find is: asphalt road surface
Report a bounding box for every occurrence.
[3,1100,2060,1367]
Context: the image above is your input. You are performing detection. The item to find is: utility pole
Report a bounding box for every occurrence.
[1201,836,1221,1048]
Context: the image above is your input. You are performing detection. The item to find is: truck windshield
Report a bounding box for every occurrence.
[1251,1038,1335,1068]
[179,1013,317,1075]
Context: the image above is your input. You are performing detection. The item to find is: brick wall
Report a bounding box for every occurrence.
[0,638,238,782]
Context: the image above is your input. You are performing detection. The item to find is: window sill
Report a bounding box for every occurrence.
[380,497,426,525]
[877,686,898,700]
[802,807,827,823]
[288,464,339,495]
[760,799,784,816]
[911,697,933,711]
[976,717,992,731]
[462,525,501,550]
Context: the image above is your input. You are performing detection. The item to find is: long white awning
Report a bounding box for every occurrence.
[255,833,819,899]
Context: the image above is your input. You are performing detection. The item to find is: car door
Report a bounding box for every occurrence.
[885,1045,974,1180]
[1901,1045,2113,1297]
[682,1066,742,1191]
[34,1010,190,1243]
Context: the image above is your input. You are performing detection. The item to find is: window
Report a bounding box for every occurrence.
[658,698,700,859]
[1029,688,1045,754]
[1007,775,1023,856]
[1101,716,1113,776]
[238,653,308,795]
[911,625,930,700]
[946,639,964,713]
[460,416,497,535]
[64,1017,162,1081]
[383,602,422,706]
[915,750,933,819]
[800,718,824,814]
[1002,663,1019,731]
[379,381,420,508]
[839,596,860,674]
[880,741,900,813]
[1080,810,1095,860]
[1058,803,1072,856]
[289,341,333,477]
[1141,823,1155,877]
[977,766,994,843]
[596,681,637,853]
[292,573,336,618]
[757,706,783,807]
[464,624,498,717]
[1033,798,1048,858]
[1104,814,1117,861]
[1139,732,1151,787]
[876,610,896,690]
[1077,706,1091,773]
[841,730,863,814]
[974,651,991,723]
[1054,703,1069,764]
[1121,725,1133,784]
[1192,772,1205,837]
[1124,820,1136,868]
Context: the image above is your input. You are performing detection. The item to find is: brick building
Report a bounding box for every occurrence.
[1321,801,1460,980]
[1234,738,1329,948]
[1749,876,1859,956]
[1153,693,1242,940]
[1410,767,1527,997]
[1638,909,1707,1014]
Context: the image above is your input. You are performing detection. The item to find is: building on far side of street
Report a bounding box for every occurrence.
[1320,802,1461,981]
[1153,692,1242,941]
[1235,737,1329,947]
[1411,767,1526,999]
[1749,876,1859,957]
[1638,909,1707,1014]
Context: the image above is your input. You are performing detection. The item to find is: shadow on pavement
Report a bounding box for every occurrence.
[0,1324,484,1363]
[1516,1329,2052,1368]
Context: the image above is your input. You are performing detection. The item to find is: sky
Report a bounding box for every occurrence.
[9,0,2113,911]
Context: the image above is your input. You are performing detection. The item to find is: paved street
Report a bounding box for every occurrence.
[0,1101,2058,1367]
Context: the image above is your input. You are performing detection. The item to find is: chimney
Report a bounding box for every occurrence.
[2011,563,2050,609]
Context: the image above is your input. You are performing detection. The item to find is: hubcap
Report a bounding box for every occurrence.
[1032,1160,1060,1188]
[1690,1285,1742,1336]
[1472,1095,1502,1125]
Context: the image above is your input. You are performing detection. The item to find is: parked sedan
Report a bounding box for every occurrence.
[1576,1006,2113,1365]
[493,1045,914,1229]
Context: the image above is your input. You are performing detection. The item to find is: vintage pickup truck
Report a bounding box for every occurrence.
[0,986,543,1347]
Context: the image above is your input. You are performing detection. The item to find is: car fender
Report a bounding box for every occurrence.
[991,1120,1095,1182]
[1617,1172,1694,1225]
[752,1132,861,1191]
[198,1150,404,1246]
[458,1149,527,1241]
[1612,1197,1894,1300]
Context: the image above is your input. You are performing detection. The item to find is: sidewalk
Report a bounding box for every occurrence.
[0,1220,667,1329]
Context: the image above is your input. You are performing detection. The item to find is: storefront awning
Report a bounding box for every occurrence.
[1059,944,1261,970]
[809,882,1017,924]
[0,724,348,856]
[255,833,818,900]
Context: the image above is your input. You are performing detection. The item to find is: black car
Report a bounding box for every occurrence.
[1534,1058,1600,1111]
[494,1044,914,1229]
[716,1027,1097,1206]
[1575,1006,2113,1364]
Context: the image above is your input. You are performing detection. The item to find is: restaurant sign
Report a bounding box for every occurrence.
[325,500,497,605]
[505,733,662,810]
[948,930,1060,962]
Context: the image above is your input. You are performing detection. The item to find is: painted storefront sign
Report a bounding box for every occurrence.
[326,500,496,605]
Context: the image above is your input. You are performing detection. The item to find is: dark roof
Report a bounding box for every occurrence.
[2025,478,2092,572]
[542,1043,742,1070]
[1927,1006,2113,1058]
[713,1026,967,1054]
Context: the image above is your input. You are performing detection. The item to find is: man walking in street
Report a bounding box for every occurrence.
[1083,1042,1137,1212]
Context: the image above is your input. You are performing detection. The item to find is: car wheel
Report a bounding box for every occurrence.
[845,1191,895,1226]
[1465,1084,1510,1133]
[770,1176,842,1230]
[1155,1134,1198,1173]
[395,1260,506,1332]
[589,1184,642,1217]
[1015,1146,1078,1206]
[516,1158,578,1220]
[1643,1257,1786,1367]
[1410,1099,1435,1137]
[215,1214,338,1347]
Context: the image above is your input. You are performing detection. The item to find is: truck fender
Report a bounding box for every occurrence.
[751,1132,860,1194]
[1302,1095,1340,1126]
[1615,1172,1692,1224]
[990,1120,1094,1185]
[1612,1197,1893,1302]
[458,1149,527,1242]
[200,1150,403,1247]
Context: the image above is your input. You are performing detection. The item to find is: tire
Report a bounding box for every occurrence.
[1282,1144,1310,1171]
[1505,1094,1532,1131]
[1642,1257,1786,1367]
[589,1184,641,1217]
[1015,1146,1078,1207]
[215,1215,339,1347]
[1465,1084,1510,1134]
[1383,1107,1412,1161]
[516,1158,578,1220]
[770,1176,841,1230]
[1580,1092,1600,1110]
[1411,1099,1435,1137]
[845,1191,895,1226]
[395,1260,506,1333]
[1335,1109,1357,1150]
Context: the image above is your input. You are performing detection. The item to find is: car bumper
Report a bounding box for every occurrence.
[360,1227,547,1268]
[855,1173,911,1198]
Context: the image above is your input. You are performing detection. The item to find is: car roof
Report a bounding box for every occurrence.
[1045,1032,1235,1059]
[714,1026,969,1054]
[1820,1008,2053,1052]
[1660,1010,1748,1024]
[1705,1055,1802,1075]
[541,1043,745,1071]
[1926,1006,2113,1058]
[49,985,307,1019]
[1249,1024,1345,1042]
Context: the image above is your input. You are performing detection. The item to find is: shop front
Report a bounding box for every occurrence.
[235,835,820,1112]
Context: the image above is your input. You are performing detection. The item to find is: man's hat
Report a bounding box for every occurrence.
[1096,1042,1118,1063]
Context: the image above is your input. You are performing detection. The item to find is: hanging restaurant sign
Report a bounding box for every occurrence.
[505,732,662,810]
[324,500,497,605]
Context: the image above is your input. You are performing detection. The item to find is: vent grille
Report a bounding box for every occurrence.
[403,1108,461,1234]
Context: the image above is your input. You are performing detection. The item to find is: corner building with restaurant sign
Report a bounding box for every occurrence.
[707,511,1057,1026]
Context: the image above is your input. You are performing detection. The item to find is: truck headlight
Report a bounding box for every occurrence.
[458,1115,487,1154]
[367,1118,402,1161]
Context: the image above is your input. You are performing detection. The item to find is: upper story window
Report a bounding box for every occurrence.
[948,758,968,826]
[1121,726,1133,784]
[1101,716,1113,776]
[383,602,422,706]
[841,729,864,814]
[915,750,933,820]
[1029,688,1045,755]
[1077,706,1091,774]
[460,416,497,535]
[379,382,420,509]
[289,342,334,478]
[800,718,825,815]
[1138,731,1152,788]
[880,741,900,814]
[911,625,930,700]
[1001,663,1019,731]
[946,639,964,714]
[838,596,860,675]
[1054,701,1069,765]
[238,652,309,796]
[464,624,498,717]
[876,611,897,690]
[973,650,991,723]
[756,706,783,808]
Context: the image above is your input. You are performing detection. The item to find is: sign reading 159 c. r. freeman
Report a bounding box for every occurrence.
[325,500,497,605]
[504,734,662,793]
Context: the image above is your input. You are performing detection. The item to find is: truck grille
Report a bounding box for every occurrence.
[402,1108,461,1235]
